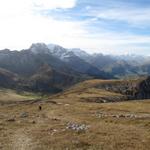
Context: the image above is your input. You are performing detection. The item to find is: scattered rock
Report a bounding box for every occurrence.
[112,115,117,118]
[64,104,70,106]
[102,100,107,103]
[118,114,126,118]
[7,118,15,122]
[20,112,28,118]
[47,128,58,135]
[41,113,47,118]
[51,117,61,121]
[125,114,136,118]
[32,120,36,124]
[116,114,137,119]
[66,122,89,132]
[96,112,150,119]
[57,103,63,105]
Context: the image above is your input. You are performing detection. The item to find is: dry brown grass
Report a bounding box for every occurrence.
[0,79,150,150]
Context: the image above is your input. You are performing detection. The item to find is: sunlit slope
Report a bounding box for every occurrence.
[53,79,142,103]
[0,89,40,103]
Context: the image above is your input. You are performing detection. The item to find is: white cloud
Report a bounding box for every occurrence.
[62,28,150,55]
[0,0,76,19]
[89,7,150,27]
[33,0,76,9]
[0,13,87,49]
[0,0,81,50]
[0,0,32,18]
[0,0,150,55]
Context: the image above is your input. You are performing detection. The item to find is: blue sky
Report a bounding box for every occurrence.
[0,0,150,55]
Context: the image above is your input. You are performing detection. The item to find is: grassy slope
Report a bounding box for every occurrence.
[0,80,150,150]
[0,88,41,103]
[52,79,141,103]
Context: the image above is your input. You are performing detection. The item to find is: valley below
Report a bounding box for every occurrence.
[0,79,150,150]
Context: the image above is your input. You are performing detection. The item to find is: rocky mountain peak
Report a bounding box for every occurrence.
[30,43,50,54]
[69,48,90,59]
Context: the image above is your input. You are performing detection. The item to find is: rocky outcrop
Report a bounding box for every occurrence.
[136,77,150,99]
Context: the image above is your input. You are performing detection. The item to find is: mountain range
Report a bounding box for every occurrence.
[0,42,150,93]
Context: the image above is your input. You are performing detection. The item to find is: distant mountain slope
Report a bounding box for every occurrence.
[0,65,81,93]
[0,42,150,93]
[0,49,43,77]
[66,48,150,78]
[28,64,80,92]
[69,48,91,60]
[88,53,116,69]
[0,68,19,88]
[0,46,80,77]
[47,44,111,78]
[102,60,141,78]
[0,45,88,93]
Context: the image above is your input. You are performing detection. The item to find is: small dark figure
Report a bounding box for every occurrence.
[39,105,42,111]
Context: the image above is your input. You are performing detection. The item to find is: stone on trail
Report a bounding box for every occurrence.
[20,112,29,118]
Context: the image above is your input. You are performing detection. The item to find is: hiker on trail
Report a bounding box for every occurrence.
[39,104,42,111]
